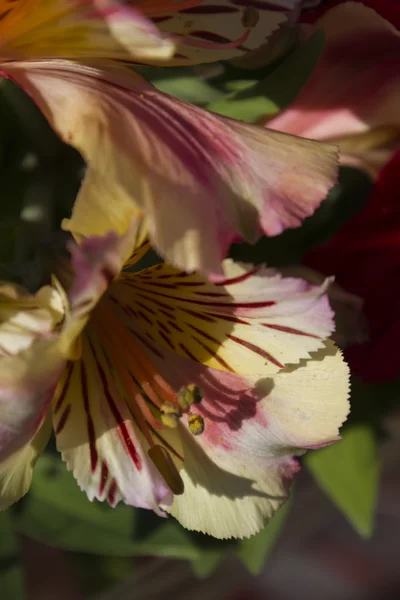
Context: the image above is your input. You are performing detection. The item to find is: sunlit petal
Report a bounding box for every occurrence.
[109,258,334,376]
[4,60,338,275]
[141,338,350,538]
[0,0,175,61]
[0,413,51,510]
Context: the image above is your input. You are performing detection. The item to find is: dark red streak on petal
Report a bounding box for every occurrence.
[207,312,249,325]
[159,330,175,351]
[227,334,284,368]
[99,460,109,496]
[90,342,142,471]
[232,0,288,11]
[180,5,239,13]
[193,292,228,297]
[168,321,184,333]
[54,362,74,414]
[136,301,157,315]
[55,404,71,434]
[80,362,98,473]
[214,266,261,286]
[189,323,220,346]
[194,337,235,372]
[128,328,165,359]
[181,308,216,322]
[131,285,277,308]
[262,323,319,338]
[137,310,153,326]
[157,320,170,334]
[108,478,117,505]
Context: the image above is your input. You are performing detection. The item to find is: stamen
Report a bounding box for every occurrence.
[160,401,182,428]
[188,413,205,436]
[241,6,259,28]
[148,445,184,495]
[177,383,204,410]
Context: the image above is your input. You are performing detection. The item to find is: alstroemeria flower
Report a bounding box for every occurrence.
[0,224,349,538]
[0,0,339,276]
[267,2,400,179]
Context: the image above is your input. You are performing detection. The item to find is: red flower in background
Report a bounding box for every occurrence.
[303,152,400,382]
[301,0,400,29]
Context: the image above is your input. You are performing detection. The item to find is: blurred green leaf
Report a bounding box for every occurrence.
[135,66,224,104]
[237,500,291,575]
[207,31,325,122]
[0,512,25,600]
[306,425,380,538]
[191,551,225,579]
[15,454,202,560]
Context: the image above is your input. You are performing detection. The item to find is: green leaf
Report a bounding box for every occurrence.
[0,512,25,600]
[191,551,225,579]
[237,500,291,575]
[15,454,202,560]
[207,31,325,122]
[306,426,380,538]
[135,66,224,105]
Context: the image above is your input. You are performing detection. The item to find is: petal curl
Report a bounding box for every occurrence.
[0,413,51,510]
[141,338,350,538]
[4,60,338,275]
[143,0,298,66]
[109,258,334,376]
[268,3,400,177]
[0,0,175,61]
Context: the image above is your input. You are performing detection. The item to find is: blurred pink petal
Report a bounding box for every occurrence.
[268,2,400,178]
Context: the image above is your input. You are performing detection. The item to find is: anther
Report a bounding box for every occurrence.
[177,384,204,410]
[160,401,182,428]
[242,6,259,28]
[148,445,184,495]
[188,413,205,436]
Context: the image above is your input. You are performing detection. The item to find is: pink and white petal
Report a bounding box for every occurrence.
[52,333,173,512]
[59,228,137,357]
[279,265,368,348]
[0,284,62,357]
[0,230,133,467]
[0,0,175,61]
[0,338,65,464]
[147,0,297,66]
[0,413,52,510]
[142,338,350,538]
[268,3,400,173]
[109,258,334,377]
[5,60,338,275]
[0,283,66,463]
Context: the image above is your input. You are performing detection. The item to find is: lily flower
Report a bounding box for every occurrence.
[0,219,349,538]
[0,0,339,276]
[267,2,400,179]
